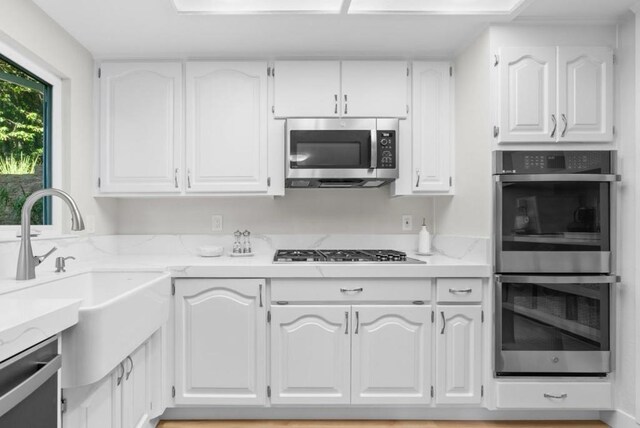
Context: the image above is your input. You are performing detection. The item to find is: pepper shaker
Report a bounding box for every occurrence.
[242,230,251,254]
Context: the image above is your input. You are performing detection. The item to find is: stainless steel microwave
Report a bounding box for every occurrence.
[285,118,399,188]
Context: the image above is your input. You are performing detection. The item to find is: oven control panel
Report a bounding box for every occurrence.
[377,130,396,169]
[495,151,613,174]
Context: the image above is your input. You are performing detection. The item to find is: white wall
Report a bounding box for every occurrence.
[0,0,118,234]
[434,30,492,237]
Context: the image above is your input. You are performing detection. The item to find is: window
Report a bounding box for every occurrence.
[0,55,52,226]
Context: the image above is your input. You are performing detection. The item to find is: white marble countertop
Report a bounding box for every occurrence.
[0,298,81,362]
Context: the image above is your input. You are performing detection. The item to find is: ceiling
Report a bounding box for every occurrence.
[31,0,636,59]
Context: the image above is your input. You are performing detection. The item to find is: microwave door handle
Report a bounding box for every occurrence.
[370,130,377,169]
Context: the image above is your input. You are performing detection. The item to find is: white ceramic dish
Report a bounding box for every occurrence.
[197,246,224,257]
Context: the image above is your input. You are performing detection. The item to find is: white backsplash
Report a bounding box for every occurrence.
[0,234,488,280]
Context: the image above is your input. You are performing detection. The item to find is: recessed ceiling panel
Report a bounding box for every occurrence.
[349,0,528,14]
[172,0,344,14]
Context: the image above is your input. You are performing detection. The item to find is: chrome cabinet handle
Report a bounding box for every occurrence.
[116,362,125,386]
[415,170,420,187]
[344,311,349,335]
[544,393,567,399]
[187,169,192,188]
[0,354,61,419]
[174,168,179,188]
[125,356,133,380]
[259,283,263,307]
[440,311,446,334]
[561,113,568,137]
[340,287,363,294]
[449,288,473,294]
[550,114,557,138]
[334,94,338,114]
[355,311,359,334]
[344,94,348,115]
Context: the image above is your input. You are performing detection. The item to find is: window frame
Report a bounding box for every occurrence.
[0,37,62,238]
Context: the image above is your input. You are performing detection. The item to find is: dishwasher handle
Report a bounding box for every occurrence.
[0,354,61,419]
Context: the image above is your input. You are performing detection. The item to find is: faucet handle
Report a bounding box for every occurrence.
[36,246,57,265]
[55,256,75,273]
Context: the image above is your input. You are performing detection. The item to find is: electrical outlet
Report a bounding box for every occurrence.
[402,215,413,231]
[212,215,223,232]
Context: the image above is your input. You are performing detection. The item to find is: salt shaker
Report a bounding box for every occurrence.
[233,230,242,254]
[242,230,251,254]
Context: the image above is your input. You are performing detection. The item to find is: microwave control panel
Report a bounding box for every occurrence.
[377,131,396,169]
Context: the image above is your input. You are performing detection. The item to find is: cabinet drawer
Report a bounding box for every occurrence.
[271,279,431,303]
[496,381,612,409]
[436,278,482,303]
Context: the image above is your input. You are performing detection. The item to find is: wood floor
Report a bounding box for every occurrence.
[158,421,608,428]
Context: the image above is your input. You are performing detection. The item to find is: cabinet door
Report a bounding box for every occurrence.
[122,343,150,428]
[185,62,269,193]
[558,47,613,142]
[62,366,122,428]
[435,305,482,405]
[498,47,557,143]
[99,62,182,193]
[351,305,431,405]
[412,62,452,192]
[174,279,266,405]
[273,61,340,117]
[341,61,408,118]
[271,305,351,405]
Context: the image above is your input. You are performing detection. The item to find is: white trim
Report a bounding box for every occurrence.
[0,35,63,234]
[600,409,638,428]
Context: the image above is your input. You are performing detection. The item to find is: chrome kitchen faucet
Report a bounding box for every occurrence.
[16,188,85,280]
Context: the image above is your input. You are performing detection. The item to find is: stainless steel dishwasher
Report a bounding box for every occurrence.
[0,337,61,428]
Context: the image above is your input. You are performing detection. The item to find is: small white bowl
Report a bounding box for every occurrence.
[197,246,224,257]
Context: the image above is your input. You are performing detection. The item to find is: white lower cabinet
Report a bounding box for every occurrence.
[174,279,267,405]
[62,340,154,428]
[496,381,613,409]
[435,305,482,405]
[351,306,431,405]
[270,305,351,405]
[270,304,431,405]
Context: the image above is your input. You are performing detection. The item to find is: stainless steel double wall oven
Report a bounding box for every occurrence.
[494,150,619,376]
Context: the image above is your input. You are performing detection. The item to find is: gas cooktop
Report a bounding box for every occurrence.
[273,249,425,264]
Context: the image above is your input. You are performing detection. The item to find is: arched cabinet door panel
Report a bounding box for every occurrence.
[435,305,482,405]
[351,305,432,405]
[99,62,183,193]
[174,279,266,405]
[270,305,351,405]
[498,47,557,143]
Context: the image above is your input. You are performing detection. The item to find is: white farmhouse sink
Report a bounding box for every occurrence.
[11,270,171,388]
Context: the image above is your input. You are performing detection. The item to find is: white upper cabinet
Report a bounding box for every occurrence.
[412,62,452,193]
[435,305,482,405]
[274,61,341,118]
[174,279,266,405]
[273,61,407,118]
[557,47,613,142]
[496,46,613,143]
[99,62,183,193]
[271,305,351,405]
[185,62,269,193]
[498,47,557,143]
[341,61,408,117]
[351,305,431,405]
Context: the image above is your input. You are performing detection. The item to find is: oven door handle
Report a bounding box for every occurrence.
[496,274,618,284]
[496,174,621,183]
[370,130,378,169]
[0,354,61,419]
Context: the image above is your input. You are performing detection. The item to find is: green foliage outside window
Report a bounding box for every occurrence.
[0,57,48,225]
